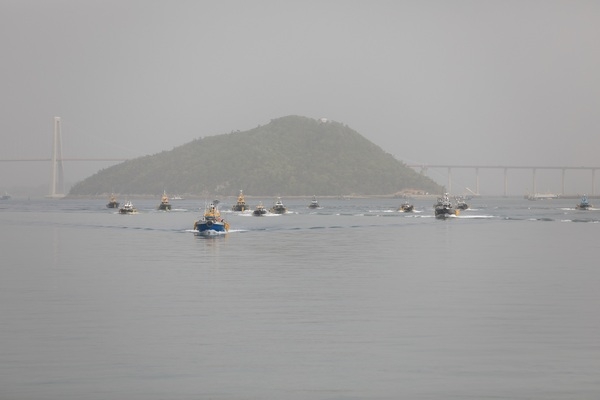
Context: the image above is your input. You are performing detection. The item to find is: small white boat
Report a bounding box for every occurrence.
[455,196,469,210]
[119,201,138,214]
[269,197,287,214]
[308,195,320,209]
[525,193,559,200]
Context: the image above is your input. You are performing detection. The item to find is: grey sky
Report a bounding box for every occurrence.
[1,0,599,195]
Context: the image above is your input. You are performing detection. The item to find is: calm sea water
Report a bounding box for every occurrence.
[1,196,599,400]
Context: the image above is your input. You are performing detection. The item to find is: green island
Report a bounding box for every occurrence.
[69,115,442,197]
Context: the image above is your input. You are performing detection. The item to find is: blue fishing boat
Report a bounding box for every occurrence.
[576,194,592,210]
[193,202,230,235]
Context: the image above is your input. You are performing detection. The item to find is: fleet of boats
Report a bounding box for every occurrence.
[96,190,600,232]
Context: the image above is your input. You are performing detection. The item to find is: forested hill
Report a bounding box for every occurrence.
[69,115,442,196]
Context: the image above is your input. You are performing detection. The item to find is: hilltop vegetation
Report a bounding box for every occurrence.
[69,116,442,196]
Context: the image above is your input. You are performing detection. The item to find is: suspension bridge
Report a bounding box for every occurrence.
[0,117,127,197]
[406,164,599,197]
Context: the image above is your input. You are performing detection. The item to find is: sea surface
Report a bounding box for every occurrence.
[1,196,599,400]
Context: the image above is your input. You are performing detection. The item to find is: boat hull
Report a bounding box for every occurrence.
[194,221,228,235]
[107,202,119,208]
[435,207,456,218]
[158,204,171,211]
[232,205,246,212]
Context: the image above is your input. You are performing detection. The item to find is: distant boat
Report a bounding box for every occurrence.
[106,193,119,208]
[525,193,559,200]
[434,193,457,218]
[464,187,481,200]
[398,201,414,212]
[171,194,184,200]
[576,194,592,210]
[119,201,138,214]
[232,190,247,212]
[308,195,320,209]
[157,191,171,211]
[193,202,229,235]
[1,192,11,200]
[253,202,267,216]
[455,196,469,210]
[269,197,287,214]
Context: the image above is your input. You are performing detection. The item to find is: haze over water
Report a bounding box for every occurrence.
[2,1,599,193]
[1,196,599,399]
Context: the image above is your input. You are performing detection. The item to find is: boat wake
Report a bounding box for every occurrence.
[456,214,495,219]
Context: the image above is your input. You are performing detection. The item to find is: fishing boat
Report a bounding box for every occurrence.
[398,201,414,212]
[232,190,247,212]
[576,194,592,210]
[455,196,469,210]
[157,191,171,211]
[193,202,230,235]
[106,193,119,208]
[118,201,138,214]
[308,195,320,209]
[269,197,287,214]
[253,202,267,216]
[434,193,457,218]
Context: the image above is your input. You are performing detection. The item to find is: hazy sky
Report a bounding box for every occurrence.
[1,0,599,195]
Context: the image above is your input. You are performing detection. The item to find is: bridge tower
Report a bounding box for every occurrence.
[48,117,65,198]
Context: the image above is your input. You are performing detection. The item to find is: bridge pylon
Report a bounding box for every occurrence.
[47,117,65,198]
